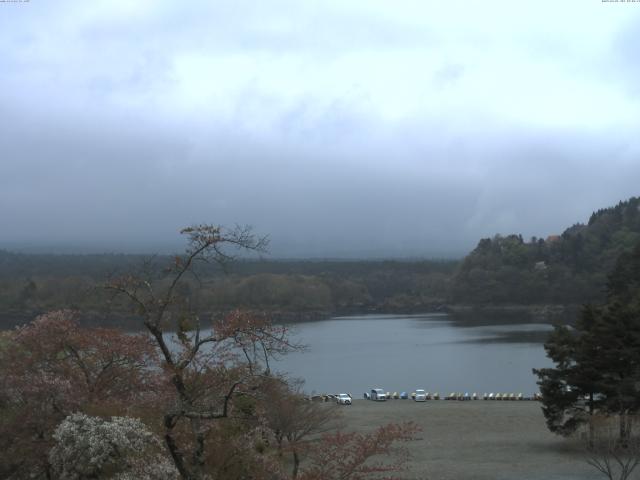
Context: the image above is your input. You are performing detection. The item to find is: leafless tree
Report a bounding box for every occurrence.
[106,224,299,480]
[584,415,640,480]
[261,378,340,478]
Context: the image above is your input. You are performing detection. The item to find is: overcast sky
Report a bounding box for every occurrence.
[1,1,639,258]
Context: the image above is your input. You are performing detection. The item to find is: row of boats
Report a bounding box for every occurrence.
[370,391,541,401]
[443,392,542,401]
[308,392,543,402]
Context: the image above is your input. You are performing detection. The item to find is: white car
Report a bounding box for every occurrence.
[336,393,352,405]
[414,389,427,402]
[371,388,386,401]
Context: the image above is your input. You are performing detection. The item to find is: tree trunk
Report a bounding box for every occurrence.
[165,431,193,480]
[588,392,595,448]
[276,431,283,457]
[292,449,300,479]
[619,412,630,447]
[192,417,206,480]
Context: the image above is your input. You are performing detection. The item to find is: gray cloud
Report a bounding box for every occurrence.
[1,1,639,257]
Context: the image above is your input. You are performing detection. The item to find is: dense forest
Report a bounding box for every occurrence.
[0,251,456,328]
[1,196,639,329]
[451,196,640,305]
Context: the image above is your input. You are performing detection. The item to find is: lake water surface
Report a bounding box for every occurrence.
[270,313,554,395]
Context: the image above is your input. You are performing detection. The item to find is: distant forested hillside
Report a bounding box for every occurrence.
[451,197,640,305]
[0,251,456,328]
[2,196,639,329]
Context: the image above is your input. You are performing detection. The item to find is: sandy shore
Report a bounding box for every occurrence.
[336,399,602,480]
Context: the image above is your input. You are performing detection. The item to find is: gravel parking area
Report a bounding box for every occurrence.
[337,399,602,480]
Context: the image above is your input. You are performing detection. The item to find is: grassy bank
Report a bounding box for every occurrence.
[337,400,600,480]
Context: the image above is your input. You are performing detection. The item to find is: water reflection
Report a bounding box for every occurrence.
[272,313,554,395]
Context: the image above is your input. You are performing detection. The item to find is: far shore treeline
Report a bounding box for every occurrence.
[1,196,639,330]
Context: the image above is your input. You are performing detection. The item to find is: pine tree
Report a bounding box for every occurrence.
[534,242,640,441]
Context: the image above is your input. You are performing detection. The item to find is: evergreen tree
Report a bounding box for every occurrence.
[534,242,640,441]
[533,307,603,437]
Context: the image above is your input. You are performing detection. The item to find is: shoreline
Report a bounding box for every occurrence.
[0,303,578,331]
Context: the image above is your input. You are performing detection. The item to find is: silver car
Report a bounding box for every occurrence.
[371,388,386,401]
[414,389,427,402]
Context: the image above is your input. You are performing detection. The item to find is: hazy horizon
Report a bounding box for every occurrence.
[0,194,632,259]
[2,1,639,258]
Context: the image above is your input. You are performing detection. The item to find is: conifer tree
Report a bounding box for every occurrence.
[534,242,640,441]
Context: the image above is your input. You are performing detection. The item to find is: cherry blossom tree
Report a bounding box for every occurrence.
[49,413,178,480]
[298,422,421,480]
[0,225,422,480]
[106,224,299,480]
[261,378,339,478]
[0,310,159,479]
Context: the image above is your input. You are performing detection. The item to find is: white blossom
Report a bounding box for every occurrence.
[49,413,178,480]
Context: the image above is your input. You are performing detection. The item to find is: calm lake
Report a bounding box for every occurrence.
[270,313,555,395]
